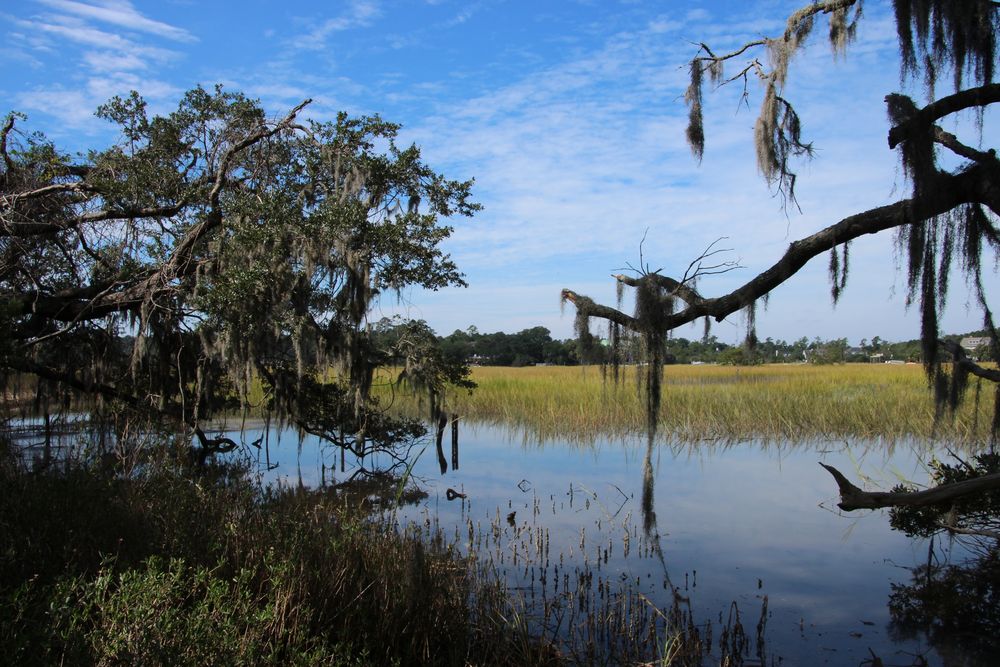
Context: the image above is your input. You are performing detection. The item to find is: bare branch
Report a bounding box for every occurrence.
[612,239,740,308]
[935,519,1000,541]
[679,237,741,283]
[692,40,767,66]
[820,462,1000,512]
[932,125,998,164]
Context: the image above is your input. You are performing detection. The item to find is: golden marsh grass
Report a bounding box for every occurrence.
[386,363,995,444]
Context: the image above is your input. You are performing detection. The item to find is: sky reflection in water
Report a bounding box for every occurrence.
[242,422,951,665]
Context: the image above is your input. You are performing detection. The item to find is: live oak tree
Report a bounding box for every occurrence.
[562,1,1000,533]
[1,86,478,475]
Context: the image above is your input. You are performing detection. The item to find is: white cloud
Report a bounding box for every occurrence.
[22,14,170,59]
[7,2,192,130]
[648,18,682,34]
[82,50,148,72]
[297,0,382,50]
[35,0,196,42]
[14,88,97,127]
[389,3,994,343]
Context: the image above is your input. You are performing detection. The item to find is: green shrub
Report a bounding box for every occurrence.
[0,449,553,666]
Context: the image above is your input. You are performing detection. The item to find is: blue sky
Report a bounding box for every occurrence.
[3,0,996,344]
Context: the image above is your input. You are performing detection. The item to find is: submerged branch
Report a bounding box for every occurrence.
[820,462,1000,512]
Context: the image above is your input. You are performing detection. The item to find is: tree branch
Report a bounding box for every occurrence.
[939,339,1000,383]
[1,101,315,329]
[560,289,637,328]
[888,84,1000,150]
[166,98,312,275]
[820,462,1000,512]
[935,518,1000,541]
[564,163,1000,337]
[614,273,706,307]
[932,125,998,164]
[2,201,194,238]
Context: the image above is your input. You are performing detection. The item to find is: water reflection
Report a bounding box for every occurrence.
[232,421,962,664]
[431,412,462,475]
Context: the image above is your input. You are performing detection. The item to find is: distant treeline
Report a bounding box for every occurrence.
[404,322,992,367]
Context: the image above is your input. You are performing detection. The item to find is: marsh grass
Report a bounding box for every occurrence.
[405,482,770,666]
[384,364,994,444]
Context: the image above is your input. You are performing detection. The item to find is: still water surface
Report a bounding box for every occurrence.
[239,421,961,665]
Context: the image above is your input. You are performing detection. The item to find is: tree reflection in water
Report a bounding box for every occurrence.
[889,546,1000,665]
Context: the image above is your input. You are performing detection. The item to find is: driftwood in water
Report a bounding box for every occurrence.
[820,462,1000,512]
[190,427,260,467]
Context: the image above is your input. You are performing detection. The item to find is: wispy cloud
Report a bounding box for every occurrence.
[8,1,193,131]
[297,0,382,50]
[19,14,178,64]
[35,0,195,42]
[394,4,947,341]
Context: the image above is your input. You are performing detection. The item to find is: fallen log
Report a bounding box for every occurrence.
[820,462,1000,512]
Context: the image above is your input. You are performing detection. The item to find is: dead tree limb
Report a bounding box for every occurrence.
[820,462,1000,512]
[565,161,1000,335]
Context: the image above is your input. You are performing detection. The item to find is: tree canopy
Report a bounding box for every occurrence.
[1,86,478,473]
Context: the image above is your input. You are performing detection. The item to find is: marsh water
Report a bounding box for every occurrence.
[13,416,976,664]
[224,420,973,666]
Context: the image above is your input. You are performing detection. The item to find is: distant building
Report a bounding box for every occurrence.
[960,336,991,351]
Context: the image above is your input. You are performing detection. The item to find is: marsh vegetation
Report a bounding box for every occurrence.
[382,363,995,444]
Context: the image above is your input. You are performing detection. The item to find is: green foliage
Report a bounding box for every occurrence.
[9,557,357,666]
[807,337,848,365]
[2,86,479,471]
[717,346,751,366]
[439,325,578,366]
